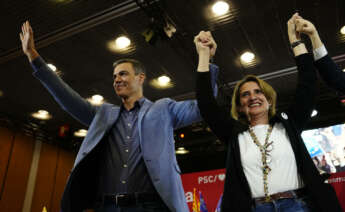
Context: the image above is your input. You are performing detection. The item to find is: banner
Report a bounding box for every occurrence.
[181,169,225,212]
[181,169,345,211]
[328,171,345,210]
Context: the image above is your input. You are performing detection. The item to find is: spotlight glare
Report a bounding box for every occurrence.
[340,26,345,35]
[47,63,57,72]
[240,51,255,63]
[74,129,88,137]
[31,110,52,120]
[115,36,131,49]
[88,94,104,106]
[176,147,189,155]
[212,1,230,16]
[157,75,171,86]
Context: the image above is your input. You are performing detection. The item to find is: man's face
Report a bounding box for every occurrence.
[238,81,270,119]
[113,62,145,98]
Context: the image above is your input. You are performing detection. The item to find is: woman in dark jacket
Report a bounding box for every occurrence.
[194,13,342,212]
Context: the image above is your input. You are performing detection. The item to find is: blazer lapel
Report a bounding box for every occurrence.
[138,99,153,125]
[106,106,121,131]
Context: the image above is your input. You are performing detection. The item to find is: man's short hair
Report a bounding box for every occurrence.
[112,58,146,75]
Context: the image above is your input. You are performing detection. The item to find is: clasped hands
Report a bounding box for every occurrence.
[287,13,317,43]
[194,31,217,59]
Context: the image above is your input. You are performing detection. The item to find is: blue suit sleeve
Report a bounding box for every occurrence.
[168,64,219,129]
[31,57,96,126]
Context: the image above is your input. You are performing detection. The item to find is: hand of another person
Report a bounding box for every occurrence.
[287,13,301,43]
[19,21,38,60]
[294,17,317,37]
[194,31,217,58]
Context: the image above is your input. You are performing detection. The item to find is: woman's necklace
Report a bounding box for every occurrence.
[248,124,273,202]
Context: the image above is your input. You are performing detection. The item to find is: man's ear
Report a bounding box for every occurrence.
[138,72,146,84]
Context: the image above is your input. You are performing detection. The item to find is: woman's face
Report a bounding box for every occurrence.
[238,81,270,119]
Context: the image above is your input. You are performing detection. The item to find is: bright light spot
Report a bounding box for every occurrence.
[340,26,345,35]
[38,110,48,115]
[92,95,104,104]
[150,77,173,89]
[180,133,185,139]
[47,63,57,72]
[157,75,171,86]
[342,68,345,72]
[176,147,189,155]
[311,109,318,117]
[31,110,52,120]
[88,94,104,106]
[212,1,229,16]
[74,129,88,137]
[240,52,255,63]
[115,36,131,49]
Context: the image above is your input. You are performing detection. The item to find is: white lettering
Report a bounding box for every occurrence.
[198,175,221,184]
[198,176,203,184]
[185,192,193,203]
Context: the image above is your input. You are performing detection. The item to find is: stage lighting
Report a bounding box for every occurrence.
[47,63,57,72]
[212,1,230,16]
[74,129,88,137]
[88,94,104,106]
[340,26,345,35]
[115,36,131,49]
[31,110,52,120]
[176,147,189,154]
[240,51,255,63]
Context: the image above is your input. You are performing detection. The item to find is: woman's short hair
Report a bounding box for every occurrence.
[112,58,146,75]
[231,75,277,124]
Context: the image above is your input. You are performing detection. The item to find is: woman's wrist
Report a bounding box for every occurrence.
[292,43,308,57]
[197,53,210,72]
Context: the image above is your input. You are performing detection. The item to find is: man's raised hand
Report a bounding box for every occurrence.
[19,21,38,61]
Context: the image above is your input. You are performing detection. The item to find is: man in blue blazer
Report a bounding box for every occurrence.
[294,15,345,93]
[19,21,218,212]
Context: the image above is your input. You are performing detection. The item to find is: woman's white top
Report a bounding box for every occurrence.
[238,123,304,198]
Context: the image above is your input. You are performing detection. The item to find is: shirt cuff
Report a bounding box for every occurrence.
[313,45,328,61]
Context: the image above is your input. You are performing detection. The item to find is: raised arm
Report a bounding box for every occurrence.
[194,31,234,142]
[20,21,39,61]
[19,21,96,126]
[295,16,345,93]
[287,14,317,131]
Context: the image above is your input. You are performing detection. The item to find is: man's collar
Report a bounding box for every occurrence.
[120,97,146,111]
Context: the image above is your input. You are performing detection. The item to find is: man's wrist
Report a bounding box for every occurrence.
[309,31,323,49]
[26,49,39,62]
